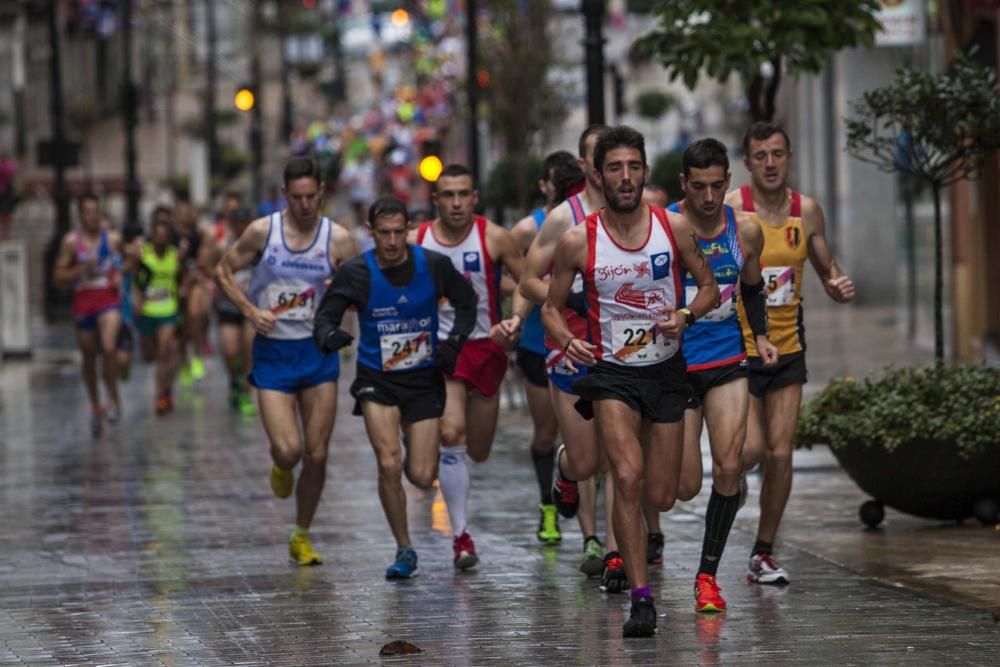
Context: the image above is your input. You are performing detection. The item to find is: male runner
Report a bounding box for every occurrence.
[314,197,476,579]
[174,197,214,384]
[209,207,257,416]
[133,207,183,414]
[215,157,357,566]
[665,138,777,612]
[726,121,855,584]
[543,126,718,637]
[508,149,582,544]
[413,163,523,569]
[506,125,623,584]
[52,194,124,437]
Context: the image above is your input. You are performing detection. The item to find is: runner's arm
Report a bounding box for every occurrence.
[738,218,778,365]
[541,226,595,368]
[490,223,523,282]
[214,218,269,323]
[329,222,360,269]
[661,213,719,339]
[433,252,477,343]
[803,198,854,303]
[52,233,83,286]
[519,205,569,305]
[314,257,367,353]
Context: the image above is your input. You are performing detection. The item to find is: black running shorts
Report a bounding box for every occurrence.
[748,352,807,398]
[515,349,548,388]
[687,360,750,409]
[350,363,445,423]
[572,353,690,424]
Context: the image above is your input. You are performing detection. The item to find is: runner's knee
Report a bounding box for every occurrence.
[677,476,702,502]
[404,458,436,489]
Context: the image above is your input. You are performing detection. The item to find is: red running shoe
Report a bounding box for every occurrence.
[694,573,727,613]
[453,531,479,570]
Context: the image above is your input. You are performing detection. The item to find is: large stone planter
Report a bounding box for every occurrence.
[829,440,1000,527]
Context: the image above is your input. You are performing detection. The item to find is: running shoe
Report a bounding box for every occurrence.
[190,355,206,381]
[694,573,727,612]
[747,552,790,585]
[90,409,103,438]
[647,532,665,565]
[600,551,629,593]
[386,547,418,579]
[453,531,479,570]
[104,403,120,424]
[289,531,323,566]
[579,536,605,577]
[237,391,257,417]
[550,444,579,518]
[269,464,294,499]
[179,362,193,387]
[537,504,561,544]
[154,394,173,415]
[622,595,657,638]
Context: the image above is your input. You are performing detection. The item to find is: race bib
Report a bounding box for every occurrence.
[610,318,677,364]
[266,281,316,320]
[380,331,432,371]
[145,286,170,302]
[763,266,796,306]
[685,283,736,323]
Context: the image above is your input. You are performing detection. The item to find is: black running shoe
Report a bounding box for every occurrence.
[623,595,657,638]
[600,551,630,593]
[550,444,579,518]
[646,532,664,565]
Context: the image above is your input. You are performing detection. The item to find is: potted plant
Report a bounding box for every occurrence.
[797,366,1000,527]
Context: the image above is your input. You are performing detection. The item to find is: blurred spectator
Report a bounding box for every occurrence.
[257,185,287,218]
[339,152,377,227]
[0,153,19,240]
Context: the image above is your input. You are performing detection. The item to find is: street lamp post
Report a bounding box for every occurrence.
[121,0,141,240]
[44,0,71,320]
[582,0,606,126]
[250,3,264,206]
[204,0,219,188]
[466,0,480,184]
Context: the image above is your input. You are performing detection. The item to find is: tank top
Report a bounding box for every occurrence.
[544,194,591,352]
[583,206,682,366]
[417,216,500,341]
[518,207,547,355]
[669,202,746,370]
[215,233,252,315]
[139,243,180,318]
[247,212,336,340]
[736,185,808,355]
[357,246,438,372]
[72,229,120,317]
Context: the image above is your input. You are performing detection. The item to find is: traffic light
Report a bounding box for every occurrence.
[234,84,255,112]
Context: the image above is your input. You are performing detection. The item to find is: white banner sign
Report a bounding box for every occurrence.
[876,0,926,46]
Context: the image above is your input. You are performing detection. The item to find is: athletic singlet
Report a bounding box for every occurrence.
[544,194,590,352]
[357,245,438,373]
[669,201,746,370]
[139,243,180,318]
[518,207,547,355]
[247,212,336,340]
[215,232,252,315]
[417,216,500,341]
[583,207,682,366]
[72,229,120,317]
[736,185,808,355]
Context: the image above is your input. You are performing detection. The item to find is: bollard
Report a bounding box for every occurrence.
[0,240,32,358]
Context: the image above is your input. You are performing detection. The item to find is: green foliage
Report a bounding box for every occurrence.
[844,50,1000,188]
[626,0,659,14]
[649,151,684,203]
[484,154,544,214]
[218,144,249,180]
[797,366,1000,458]
[633,90,677,121]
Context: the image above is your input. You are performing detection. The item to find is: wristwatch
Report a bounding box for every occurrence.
[679,307,695,326]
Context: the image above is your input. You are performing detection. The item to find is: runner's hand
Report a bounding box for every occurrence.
[826,275,855,303]
[755,335,779,367]
[320,328,353,354]
[563,337,596,372]
[436,338,461,376]
[249,307,276,335]
[495,316,522,347]
[657,306,685,339]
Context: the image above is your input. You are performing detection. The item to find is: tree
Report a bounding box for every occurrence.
[633,1,882,121]
[479,0,564,213]
[844,51,1000,366]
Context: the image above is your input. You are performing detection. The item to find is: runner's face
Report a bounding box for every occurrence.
[745,133,790,194]
[283,177,323,224]
[175,201,197,228]
[680,165,729,222]
[598,147,647,214]
[151,221,172,246]
[370,213,408,265]
[432,175,477,231]
[79,201,100,232]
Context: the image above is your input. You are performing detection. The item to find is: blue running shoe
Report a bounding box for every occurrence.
[386,547,418,579]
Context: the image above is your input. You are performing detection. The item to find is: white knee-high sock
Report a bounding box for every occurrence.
[438,446,470,536]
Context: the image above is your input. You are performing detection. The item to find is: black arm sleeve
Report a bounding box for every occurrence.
[740,278,769,337]
[429,250,477,343]
[313,257,369,353]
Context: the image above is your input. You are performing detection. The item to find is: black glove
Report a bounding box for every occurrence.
[566,288,588,318]
[320,328,354,354]
[435,337,462,376]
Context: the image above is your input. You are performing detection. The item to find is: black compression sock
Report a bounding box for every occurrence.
[531,445,555,505]
[752,539,773,556]
[698,487,740,576]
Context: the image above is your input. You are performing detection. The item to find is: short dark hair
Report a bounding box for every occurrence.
[150,205,173,232]
[409,209,435,224]
[742,121,791,156]
[368,197,409,227]
[593,125,646,172]
[283,157,322,187]
[549,154,585,205]
[231,207,254,226]
[433,163,474,191]
[77,193,99,210]
[578,124,610,159]
[682,138,730,176]
[541,150,577,181]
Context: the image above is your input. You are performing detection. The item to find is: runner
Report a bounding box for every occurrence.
[507,125,624,585]
[215,157,357,566]
[726,121,855,585]
[413,163,524,569]
[209,206,257,416]
[314,197,476,578]
[133,206,183,415]
[507,149,582,544]
[52,194,124,437]
[543,126,719,637]
[666,138,778,612]
[173,197,214,385]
